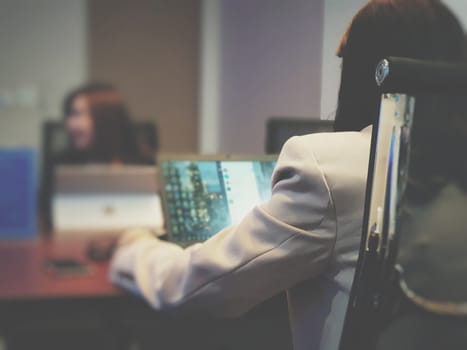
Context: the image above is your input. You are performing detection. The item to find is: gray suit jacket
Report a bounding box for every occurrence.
[110,127,371,350]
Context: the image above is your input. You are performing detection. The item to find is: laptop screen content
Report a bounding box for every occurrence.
[161,160,276,243]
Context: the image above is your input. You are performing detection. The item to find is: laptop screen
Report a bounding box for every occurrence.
[161,159,276,243]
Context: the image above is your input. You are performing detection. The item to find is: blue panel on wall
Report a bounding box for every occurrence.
[0,149,37,239]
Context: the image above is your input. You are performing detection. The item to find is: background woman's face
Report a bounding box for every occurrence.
[66,94,94,150]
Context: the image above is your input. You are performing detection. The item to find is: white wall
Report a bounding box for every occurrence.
[320,0,367,120]
[200,0,324,154]
[0,0,87,153]
[443,0,467,28]
[199,0,221,153]
[0,3,83,344]
[2,0,464,155]
[220,0,324,153]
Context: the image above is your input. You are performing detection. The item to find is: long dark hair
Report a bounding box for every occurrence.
[334,0,467,132]
[63,83,142,163]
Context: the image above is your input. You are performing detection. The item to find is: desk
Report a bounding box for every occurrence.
[0,234,136,350]
[0,235,119,300]
[0,235,292,350]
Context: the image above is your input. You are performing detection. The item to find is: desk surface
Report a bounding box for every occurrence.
[0,235,122,301]
[0,235,293,350]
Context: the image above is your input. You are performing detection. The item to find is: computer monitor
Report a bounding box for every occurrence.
[265,118,334,154]
[160,155,277,244]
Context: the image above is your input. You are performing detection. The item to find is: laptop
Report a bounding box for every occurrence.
[52,165,164,235]
[159,155,277,246]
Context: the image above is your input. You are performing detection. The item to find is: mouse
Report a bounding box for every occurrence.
[86,238,118,262]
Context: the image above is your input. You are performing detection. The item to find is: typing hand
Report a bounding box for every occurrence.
[118,227,157,247]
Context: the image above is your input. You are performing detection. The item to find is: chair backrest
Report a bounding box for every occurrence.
[339,57,467,350]
[42,120,158,168]
[265,117,334,153]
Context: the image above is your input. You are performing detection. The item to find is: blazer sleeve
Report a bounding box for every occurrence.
[109,136,337,317]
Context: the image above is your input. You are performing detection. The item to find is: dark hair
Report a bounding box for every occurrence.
[63,82,144,163]
[334,0,467,132]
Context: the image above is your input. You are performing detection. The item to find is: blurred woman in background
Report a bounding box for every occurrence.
[60,83,154,165]
[40,83,155,231]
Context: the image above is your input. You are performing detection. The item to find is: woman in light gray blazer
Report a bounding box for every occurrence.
[110,1,467,349]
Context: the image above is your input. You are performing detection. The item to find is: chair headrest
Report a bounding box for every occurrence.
[376,57,467,94]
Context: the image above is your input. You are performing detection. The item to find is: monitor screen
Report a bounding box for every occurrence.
[0,149,37,239]
[161,159,276,243]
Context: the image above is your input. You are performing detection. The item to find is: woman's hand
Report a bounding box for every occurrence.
[118,227,157,247]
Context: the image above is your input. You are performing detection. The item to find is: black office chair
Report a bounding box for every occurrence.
[265,117,334,154]
[339,57,467,350]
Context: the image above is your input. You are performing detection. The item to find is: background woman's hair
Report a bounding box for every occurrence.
[334,0,467,132]
[63,82,142,163]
